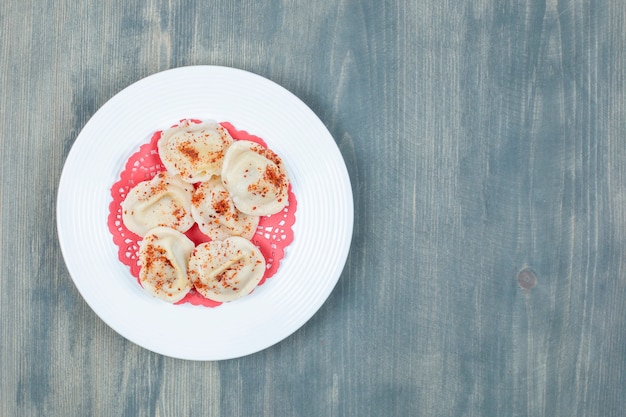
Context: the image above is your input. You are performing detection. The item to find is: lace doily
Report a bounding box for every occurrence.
[107,120,297,307]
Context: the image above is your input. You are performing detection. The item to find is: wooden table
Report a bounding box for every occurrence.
[2,0,625,415]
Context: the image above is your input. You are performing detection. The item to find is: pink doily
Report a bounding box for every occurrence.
[107,120,297,307]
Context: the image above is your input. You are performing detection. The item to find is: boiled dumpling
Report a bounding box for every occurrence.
[188,236,266,302]
[221,140,289,216]
[157,120,233,183]
[138,227,195,303]
[121,171,194,237]
[191,177,260,241]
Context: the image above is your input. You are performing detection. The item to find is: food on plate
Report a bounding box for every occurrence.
[113,119,295,305]
[138,227,195,303]
[157,120,233,183]
[190,177,260,241]
[188,236,266,302]
[221,140,290,216]
[121,171,194,237]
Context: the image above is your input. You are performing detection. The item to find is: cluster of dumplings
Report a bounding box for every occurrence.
[121,120,290,303]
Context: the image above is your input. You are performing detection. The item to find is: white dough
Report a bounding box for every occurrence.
[191,177,260,241]
[157,120,233,183]
[221,140,289,216]
[138,227,195,303]
[188,236,266,302]
[121,171,194,237]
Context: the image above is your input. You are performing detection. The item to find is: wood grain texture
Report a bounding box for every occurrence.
[2,0,626,415]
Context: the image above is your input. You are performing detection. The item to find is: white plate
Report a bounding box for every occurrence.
[57,66,353,360]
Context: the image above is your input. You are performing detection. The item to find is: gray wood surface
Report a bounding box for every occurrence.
[2,0,626,415]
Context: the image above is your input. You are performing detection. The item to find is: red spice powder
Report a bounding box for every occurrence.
[177,141,200,162]
[212,198,229,215]
[263,165,286,190]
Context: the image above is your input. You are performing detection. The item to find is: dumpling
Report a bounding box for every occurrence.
[221,140,289,216]
[138,227,195,303]
[191,177,260,241]
[188,236,266,302]
[121,171,194,237]
[157,120,233,183]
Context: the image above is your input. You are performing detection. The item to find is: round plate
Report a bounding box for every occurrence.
[57,66,354,360]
